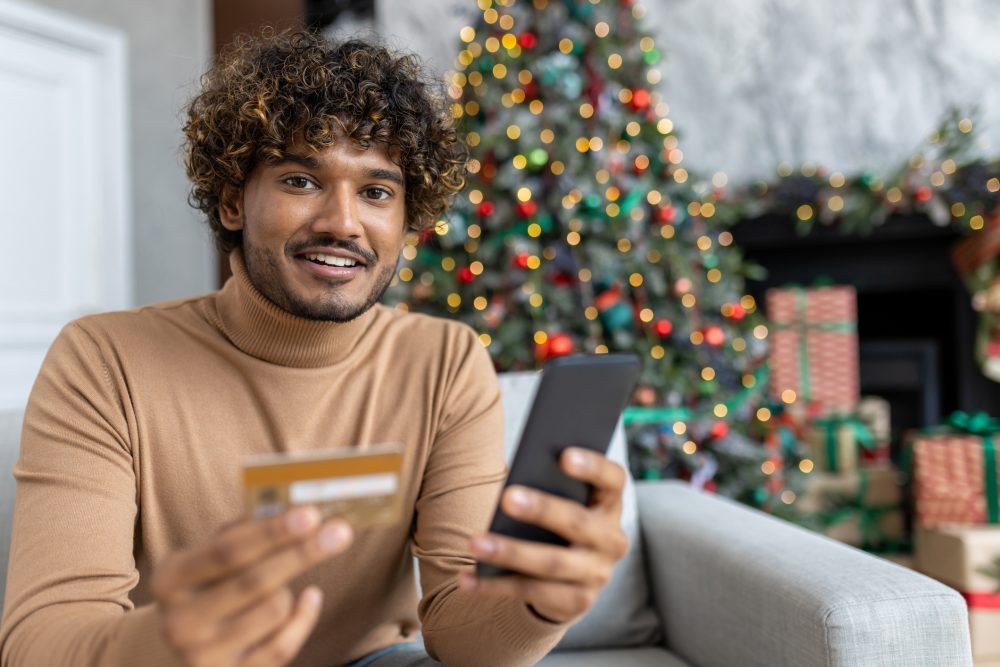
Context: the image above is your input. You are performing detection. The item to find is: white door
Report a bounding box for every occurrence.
[0,0,130,412]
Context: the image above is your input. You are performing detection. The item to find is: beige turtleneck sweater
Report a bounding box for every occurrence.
[0,251,567,667]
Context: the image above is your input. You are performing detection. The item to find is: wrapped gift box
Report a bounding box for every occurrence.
[823,507,906,550]
[798,465,901,513]
[803,414,877,474]
[912,428,1000,527]
[915,525,1000,660]
[767,286,860,416]
[799,465,906,550]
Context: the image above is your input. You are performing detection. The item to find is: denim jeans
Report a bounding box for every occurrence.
[345,637,440,667]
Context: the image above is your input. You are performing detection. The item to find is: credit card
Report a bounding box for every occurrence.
[243,443,404,530]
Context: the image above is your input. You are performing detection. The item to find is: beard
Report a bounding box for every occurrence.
[243,238,396,323]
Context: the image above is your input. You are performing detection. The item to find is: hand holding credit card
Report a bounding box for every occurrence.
[243,443,404,530]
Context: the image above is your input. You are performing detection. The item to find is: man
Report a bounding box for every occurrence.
[0,31,628,667]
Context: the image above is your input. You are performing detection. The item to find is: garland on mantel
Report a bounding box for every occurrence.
[712,108,1000,237]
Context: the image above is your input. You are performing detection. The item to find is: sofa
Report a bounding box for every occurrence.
[0,372,975,666]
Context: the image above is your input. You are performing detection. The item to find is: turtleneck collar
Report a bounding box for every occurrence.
[211,249,378,368]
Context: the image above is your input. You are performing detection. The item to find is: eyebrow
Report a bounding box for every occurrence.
[276,153,404,186]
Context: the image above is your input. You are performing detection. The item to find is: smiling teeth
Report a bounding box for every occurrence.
[305,253,358,267]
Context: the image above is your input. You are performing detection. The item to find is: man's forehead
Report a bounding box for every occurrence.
[281,135,402,168]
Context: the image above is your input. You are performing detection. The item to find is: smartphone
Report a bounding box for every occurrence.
[476,353,641,577]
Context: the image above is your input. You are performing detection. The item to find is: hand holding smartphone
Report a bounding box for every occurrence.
[476,353,640,577]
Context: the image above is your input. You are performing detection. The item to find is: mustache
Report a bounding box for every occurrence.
[288,238,378,265]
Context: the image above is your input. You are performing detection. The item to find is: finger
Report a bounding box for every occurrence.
[238,586,324,667]
[177,587,295,663]
[153,506,323,603]
[560,448,626,507]
[469,534,614,587]
[458,573,594,624]
[501,486,627,555]
[178,519,351,624]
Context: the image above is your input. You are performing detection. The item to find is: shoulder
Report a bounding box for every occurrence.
[61,293,215,352]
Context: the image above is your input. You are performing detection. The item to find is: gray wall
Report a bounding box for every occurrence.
[29,0,215,305]
[378,0,1000,185]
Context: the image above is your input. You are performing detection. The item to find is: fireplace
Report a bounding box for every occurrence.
[733,214,1000,456]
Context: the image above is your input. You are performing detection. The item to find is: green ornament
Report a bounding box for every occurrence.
[526,147,549,170]
[752,487,770,505]
[583,193,603,211]
[702,255,718,269]
[643,49,661,66]
[642,468,661,480]
[859,171,876,188]
[620,189,645,216]
[600,303,634,331]
[564,0,595,21]
[478,57,493,73]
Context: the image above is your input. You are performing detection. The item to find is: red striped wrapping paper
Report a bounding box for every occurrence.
[766,286,860,416]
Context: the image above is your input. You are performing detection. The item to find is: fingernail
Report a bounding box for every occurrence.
[318,522,350,551]
[303,586,323,609]
[568,449,590,471]
[508,488,533,510]
[286,506,320,535]
[471,536,496,556]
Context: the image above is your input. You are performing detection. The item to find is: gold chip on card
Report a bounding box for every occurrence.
[242,444,404,530]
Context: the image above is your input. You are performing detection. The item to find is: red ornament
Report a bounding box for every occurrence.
[709,421,729,440]
[477,201,496,217]
[457,267,475,284]
[704,325,725,347]
[550,271,576,286]
[703,479,717,494]
[654,319,673,338]
[729,304,746,320]
[594,284,622,311]
[516,200,538,218]
[518,32,537,48]
[629,88,651,111]
[547,333,575,358]
[513,252,531,269]
[654,205,676,224]
[915,186,933,203]
[522,81,539,99]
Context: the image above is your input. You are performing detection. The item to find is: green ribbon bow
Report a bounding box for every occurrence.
[622,407,692,426]
[813,415,875,473]
[943,411,1000,524]
[770,288,856,403]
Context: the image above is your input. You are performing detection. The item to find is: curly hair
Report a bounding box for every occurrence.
[183,29,467,253]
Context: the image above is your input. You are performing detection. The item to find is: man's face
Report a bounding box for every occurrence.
[220,138,407,321]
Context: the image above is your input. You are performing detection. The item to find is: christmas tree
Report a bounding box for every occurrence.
[386,0,803,509]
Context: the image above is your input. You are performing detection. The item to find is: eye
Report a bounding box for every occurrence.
[283,176,318,190]
[363,186,392,201]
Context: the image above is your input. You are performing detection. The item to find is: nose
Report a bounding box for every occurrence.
[309,182,364,238]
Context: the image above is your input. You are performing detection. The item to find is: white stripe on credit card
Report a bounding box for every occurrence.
[289,473,398,504]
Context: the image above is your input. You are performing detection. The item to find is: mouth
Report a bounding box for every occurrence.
[301,252,364,268]
[295,251,368,280]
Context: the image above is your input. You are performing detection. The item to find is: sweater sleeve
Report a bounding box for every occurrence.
[0,322,180,666]
[413,326,569,667]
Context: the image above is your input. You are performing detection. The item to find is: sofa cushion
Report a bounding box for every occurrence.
[538,647,690,666]
[497,372,661,650]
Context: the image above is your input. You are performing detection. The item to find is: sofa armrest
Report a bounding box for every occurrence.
[637,481,972,667]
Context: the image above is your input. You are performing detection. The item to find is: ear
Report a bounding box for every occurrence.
[219,183,244,232]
